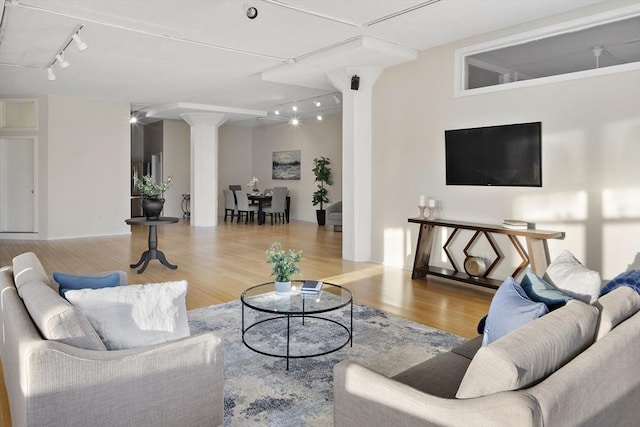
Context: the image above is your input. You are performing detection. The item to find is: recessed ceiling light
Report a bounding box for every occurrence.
[314,99,321,107]
[274,109,280,115]
[317,115,323,121]
[292,105,298,112]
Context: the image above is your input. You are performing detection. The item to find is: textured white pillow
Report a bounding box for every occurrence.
[65,280,190,350]
[543,250,602,304]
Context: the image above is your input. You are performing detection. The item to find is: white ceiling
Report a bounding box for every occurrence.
[0,0,608,126]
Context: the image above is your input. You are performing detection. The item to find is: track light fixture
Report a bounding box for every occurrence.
[55,53,70,68]
[72,33,88,51]
[271,92,341,126]
[46,25,88,81]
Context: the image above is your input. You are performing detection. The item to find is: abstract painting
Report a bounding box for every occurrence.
[272,150,301,180]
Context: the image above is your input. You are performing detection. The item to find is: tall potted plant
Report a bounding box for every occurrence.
[135,174,172,219]
[312,156,332,226]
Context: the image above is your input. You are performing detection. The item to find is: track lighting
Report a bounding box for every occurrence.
[72,33,88,51]
[314,99,321,107]
[130,116,138,124]
[333,94,341,104]
[46,26,88,80]
[290,118,299,125]
[55,53,70,68]
[317,115,323,121]
[274,109,280,115]
[291,105,298,112]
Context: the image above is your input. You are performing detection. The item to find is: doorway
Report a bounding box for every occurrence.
[0,137,37,233]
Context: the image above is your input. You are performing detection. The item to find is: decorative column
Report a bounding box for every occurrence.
[180,113,227,227]
[327,67,382,262]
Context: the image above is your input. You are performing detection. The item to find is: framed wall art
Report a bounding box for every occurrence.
[272,150,301,180]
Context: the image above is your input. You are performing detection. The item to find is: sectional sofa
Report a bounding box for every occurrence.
[334,285,640,426]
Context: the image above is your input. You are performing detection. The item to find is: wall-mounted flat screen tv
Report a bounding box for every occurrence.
[445,122,542,187]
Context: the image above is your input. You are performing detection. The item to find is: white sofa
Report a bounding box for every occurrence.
[334,286,640,427]
[0,252,224,427]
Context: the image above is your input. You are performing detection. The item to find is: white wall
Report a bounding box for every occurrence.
[372,6,640,279]
[47,95,130,239]
[250,113,342,222]
[162,119,190,218]
[218,125,253,215]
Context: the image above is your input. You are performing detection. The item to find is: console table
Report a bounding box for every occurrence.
[408,218,565,289]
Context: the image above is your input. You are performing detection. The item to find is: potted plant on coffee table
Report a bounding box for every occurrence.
[266,242,302,295]
[312,156,333,226]
[136,174,172,219]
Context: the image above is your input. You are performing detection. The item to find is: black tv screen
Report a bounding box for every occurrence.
[445,122,542,187]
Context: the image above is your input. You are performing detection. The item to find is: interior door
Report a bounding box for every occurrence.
[0,138,36,232]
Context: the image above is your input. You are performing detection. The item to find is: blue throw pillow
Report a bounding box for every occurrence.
[482,276,549,346]
[600,270,640,296]
[53,272,121,297]
[521,270,572,311]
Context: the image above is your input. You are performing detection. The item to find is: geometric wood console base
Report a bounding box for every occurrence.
[409,218,565,289]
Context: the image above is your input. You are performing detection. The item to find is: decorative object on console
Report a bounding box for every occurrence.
[502,219,535,230]
[427,198,436,219]
[266,242,302,295]
[463,256,487,278]
[418,195,427,219]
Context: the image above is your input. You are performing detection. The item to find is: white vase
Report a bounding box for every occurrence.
[274,281,292,295]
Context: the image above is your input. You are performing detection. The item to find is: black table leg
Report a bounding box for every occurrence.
[132,224,178,274]
[258,200,265,225]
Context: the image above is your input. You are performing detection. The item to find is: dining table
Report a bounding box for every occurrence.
[248,193,291,225]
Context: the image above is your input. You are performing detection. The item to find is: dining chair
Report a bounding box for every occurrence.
[223,189,236,222]
[234,190,258,223]
[263,187,287,225]
[229,184,242,205]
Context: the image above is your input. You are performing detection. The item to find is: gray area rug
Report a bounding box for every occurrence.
[188,300,465,426]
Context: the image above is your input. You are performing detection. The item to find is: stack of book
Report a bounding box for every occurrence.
[502,219,534,230]
[301,280,323,294]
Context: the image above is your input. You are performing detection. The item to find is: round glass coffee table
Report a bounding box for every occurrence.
[241,281,353,369]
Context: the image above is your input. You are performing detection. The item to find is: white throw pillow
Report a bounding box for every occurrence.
[543,250,602,304]
[65,280,190,350]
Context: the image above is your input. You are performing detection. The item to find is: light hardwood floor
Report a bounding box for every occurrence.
[0,218,494,426]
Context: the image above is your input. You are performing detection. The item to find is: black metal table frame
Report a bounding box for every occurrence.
[125,217,179,274]
[241,283,353,370]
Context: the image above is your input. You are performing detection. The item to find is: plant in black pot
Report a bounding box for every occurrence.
[136,174,172,219]
[312,156,332,226]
